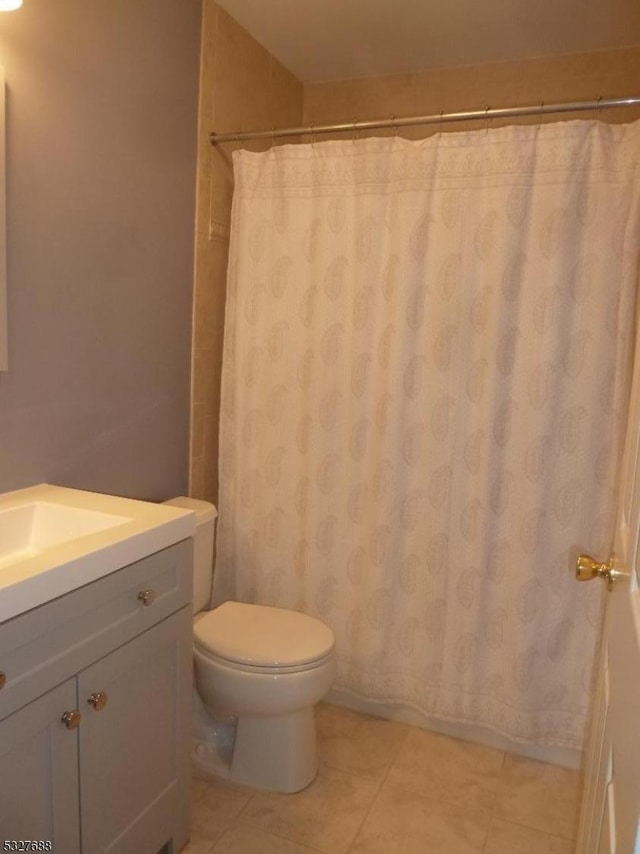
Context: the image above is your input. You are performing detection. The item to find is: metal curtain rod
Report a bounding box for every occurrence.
[210,96,640,144]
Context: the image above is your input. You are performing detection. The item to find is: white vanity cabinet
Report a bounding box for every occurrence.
[0,539,193,854]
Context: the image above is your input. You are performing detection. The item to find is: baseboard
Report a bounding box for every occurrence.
[325,688,583,771]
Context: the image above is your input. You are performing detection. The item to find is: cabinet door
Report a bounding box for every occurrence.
[0,679,81,853]
[78,607,192,854]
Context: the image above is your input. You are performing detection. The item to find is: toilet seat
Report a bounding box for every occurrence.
[194,645,334,675]
[194,601,335,669]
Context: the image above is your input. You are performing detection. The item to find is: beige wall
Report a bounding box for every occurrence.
[0,1,201,500]
[304,46,640,136]
[191,1,303,502]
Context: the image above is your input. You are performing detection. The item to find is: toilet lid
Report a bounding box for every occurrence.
[194,601,335,668]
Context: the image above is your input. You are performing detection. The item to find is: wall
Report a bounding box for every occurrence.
[190,1,303,502]
[0,0,201,500]
[304,46,640,135]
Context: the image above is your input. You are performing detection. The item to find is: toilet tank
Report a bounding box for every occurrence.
[164,497,217,613]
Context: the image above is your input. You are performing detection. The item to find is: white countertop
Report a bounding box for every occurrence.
[0,484,195,623]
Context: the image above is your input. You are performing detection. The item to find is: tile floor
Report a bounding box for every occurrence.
[182,702,582,854]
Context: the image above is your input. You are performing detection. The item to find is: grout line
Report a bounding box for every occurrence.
[481,805,494,853]
[482,749,506,853]
[491,814,579,842]
[343,726,414,852]
[231,818,329,853]
[481,784,502,852]
[344,781,385,854]
[235,786,259,820]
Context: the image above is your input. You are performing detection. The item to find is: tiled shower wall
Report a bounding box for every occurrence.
[190,12,640,503]
[303,46,640,136]
[190,1,303,502]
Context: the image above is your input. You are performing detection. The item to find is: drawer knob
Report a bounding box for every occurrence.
[88,691,108,712]
[61,710,82,730]
[138,589,156,607]
[0,672,6,690]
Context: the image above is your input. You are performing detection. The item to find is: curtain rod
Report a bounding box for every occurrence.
[210,96,640,144]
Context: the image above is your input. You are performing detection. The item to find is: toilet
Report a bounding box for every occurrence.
[164,497,336,793]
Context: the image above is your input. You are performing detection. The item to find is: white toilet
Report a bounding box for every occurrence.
[165,497,336,793]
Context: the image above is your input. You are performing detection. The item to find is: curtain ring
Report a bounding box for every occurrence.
[309,122,315,146]
[596,95,602,122]
[391,115,398,138]
[485,106,491,134]
[538,101,544,130]
[440,110,444,135]
[352,118,358,143]
[271,127,276,149]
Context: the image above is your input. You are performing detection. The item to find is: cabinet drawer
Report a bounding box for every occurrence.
[0,539,193,721]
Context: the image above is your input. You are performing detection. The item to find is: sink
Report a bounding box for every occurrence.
[0,484,196,622]
[0,502,131,569]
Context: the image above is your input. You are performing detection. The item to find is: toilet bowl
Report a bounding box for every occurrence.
[164,497,336,793]
[194,601,335,791]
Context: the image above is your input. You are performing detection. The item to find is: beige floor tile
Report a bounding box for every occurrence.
[485,818,575,853]
[213,822,320,853]
[190,774,256,846]
[549,838,575,854]
[316,702,409,782]
[180,840,216,854]
[494,755,582,840]
[350,782,490,854]
[239,765,379,854]
[385,727,504,811]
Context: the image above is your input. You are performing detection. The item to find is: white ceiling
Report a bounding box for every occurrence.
[216,0,640,83]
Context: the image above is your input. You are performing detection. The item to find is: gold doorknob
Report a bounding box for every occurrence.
[61,710,82,730]
[88,691,108,711]
[137,589,156,607]
[576,554,627,591]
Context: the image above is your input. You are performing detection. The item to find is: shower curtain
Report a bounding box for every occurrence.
[214,120,640,749]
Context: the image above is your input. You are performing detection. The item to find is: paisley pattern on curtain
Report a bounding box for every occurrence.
[214,121,640,749]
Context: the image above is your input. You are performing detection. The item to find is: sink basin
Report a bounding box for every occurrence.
[0,484,196,622]
[0,502,130,569]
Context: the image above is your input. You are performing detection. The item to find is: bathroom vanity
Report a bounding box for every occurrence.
[0,485,196,854]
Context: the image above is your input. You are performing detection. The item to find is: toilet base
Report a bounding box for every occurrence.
[193,688,320,793]
[230,707,318,793]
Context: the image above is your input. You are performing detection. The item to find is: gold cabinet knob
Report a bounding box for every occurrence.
[137,589,156,607]
[576,553,627,591]
[87,691,108,712]
[0,672,6,690]
[61,710,82,730]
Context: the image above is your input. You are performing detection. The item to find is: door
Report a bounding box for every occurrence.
[0,678,81,853]
[78,607,192,854]
[576,335,640,853]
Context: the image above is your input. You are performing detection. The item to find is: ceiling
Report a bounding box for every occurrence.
[216,0,640,83]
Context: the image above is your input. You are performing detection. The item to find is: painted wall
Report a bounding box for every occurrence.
[190,1,303,502]
[304,46,640,135]
[0,0,201,500]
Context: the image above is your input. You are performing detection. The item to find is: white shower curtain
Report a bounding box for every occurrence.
[214,121,640,749]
